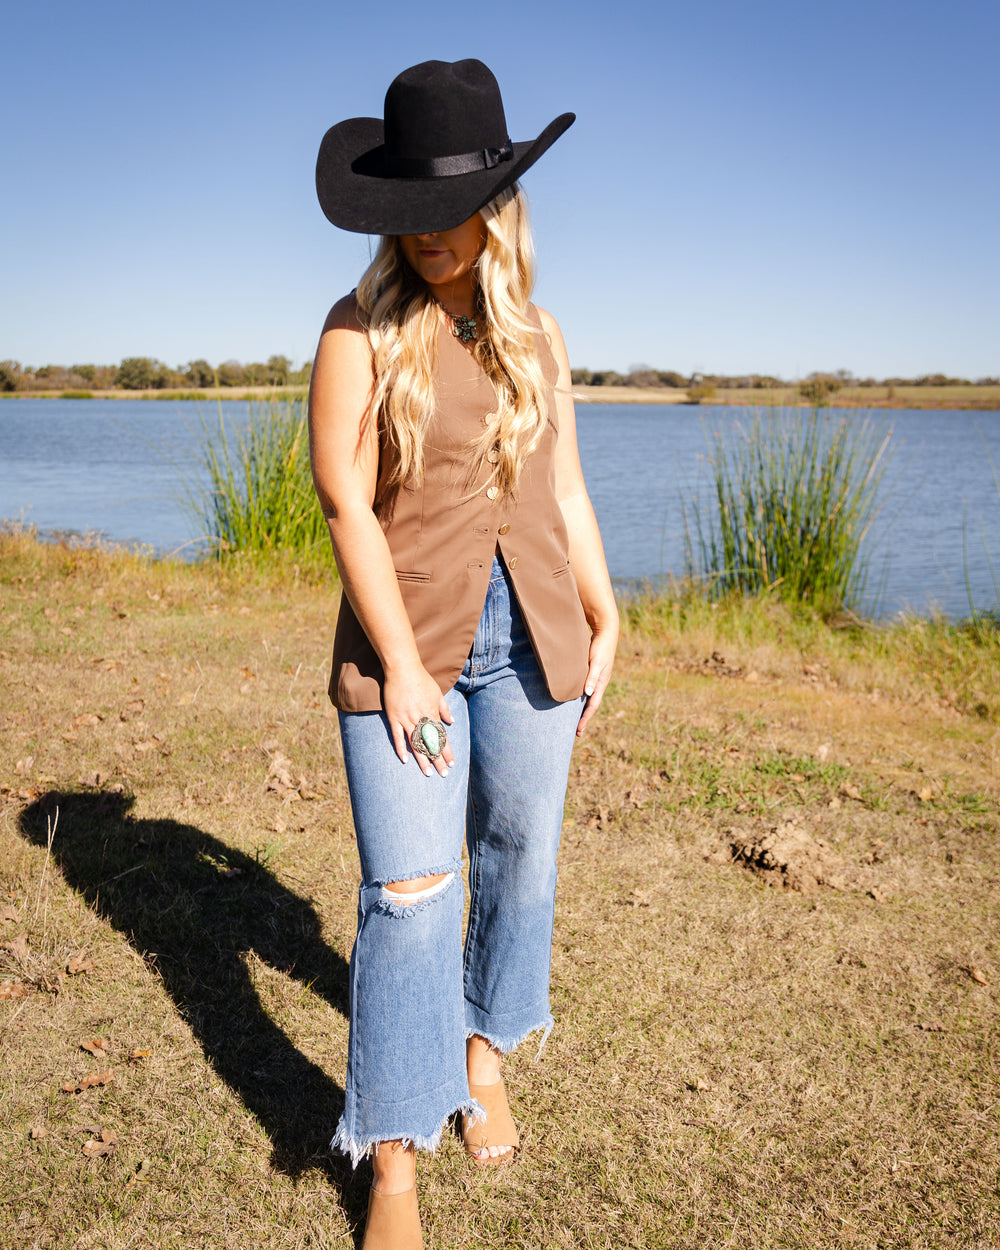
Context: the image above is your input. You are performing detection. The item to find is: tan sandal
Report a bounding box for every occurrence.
[361,1186,424,1250]
[462,1080,520,1167]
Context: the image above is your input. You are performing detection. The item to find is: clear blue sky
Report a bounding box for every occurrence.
[3,0,997,380]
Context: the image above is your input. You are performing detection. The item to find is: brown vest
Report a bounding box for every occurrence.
[328,308,593,712]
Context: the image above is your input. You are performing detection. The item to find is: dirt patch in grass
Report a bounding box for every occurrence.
[1,532,998,1248]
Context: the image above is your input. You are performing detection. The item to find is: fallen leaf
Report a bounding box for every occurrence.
[72,713,102,728]
[81,1038,108,1057]
[14,756,34,775]
[0,905,18,923]
[0,980,31,1000]
[66,952,95,976]
[29,1125,49,1140]
[968,966,989,986]
[916,786,933,802]
[63,1070,114,1093]
[840,782,863,801]
[4,934,30,962]
[916,1021,946,1032]
[128,1047,152,1061]
[79,1069,113,1088]
[82,1128,117,1157]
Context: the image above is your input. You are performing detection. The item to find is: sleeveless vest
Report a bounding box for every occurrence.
[328,307,593,712]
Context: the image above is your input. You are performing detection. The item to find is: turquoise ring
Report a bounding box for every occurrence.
[411,716,447,760]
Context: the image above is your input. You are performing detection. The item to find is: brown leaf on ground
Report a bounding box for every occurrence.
[727,822,847,894]
[14,756,34,775]
[1,905,19,923]
[72,712,103,728]
[4,933,30,962]
[63,1070,114,1093]
[840,782,863,801]
[29,1125,49,1140]
[916,1021,947,1032]
[82,1128,118,1157]
[128,1047,152,1061]
[66,952,95,975]
[81,1038,108,1057]
[0,979,32,1000]
[967,966,989,985]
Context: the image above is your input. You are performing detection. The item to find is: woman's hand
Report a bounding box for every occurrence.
[576,625,617,736]
[383,663,455,777]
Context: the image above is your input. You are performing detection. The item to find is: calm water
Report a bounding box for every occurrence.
[2,398,999,619]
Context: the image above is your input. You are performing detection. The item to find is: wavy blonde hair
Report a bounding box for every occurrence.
[355,185,550,498]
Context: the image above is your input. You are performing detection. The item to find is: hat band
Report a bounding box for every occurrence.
[381,139,513,179]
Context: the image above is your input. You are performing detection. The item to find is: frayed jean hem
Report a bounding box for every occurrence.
[465,1015,554,1061]
[330,1098,483,1170]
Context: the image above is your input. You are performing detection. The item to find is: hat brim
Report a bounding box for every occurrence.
[316,112,575,235]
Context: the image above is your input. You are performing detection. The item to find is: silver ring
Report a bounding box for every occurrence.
[411,716,447,760]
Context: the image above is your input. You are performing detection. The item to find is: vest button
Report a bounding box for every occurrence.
[486,486,499,500]
[508,556,519,569]
[497,523,510,535]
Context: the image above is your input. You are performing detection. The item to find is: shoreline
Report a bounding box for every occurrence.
[2,384,998,411]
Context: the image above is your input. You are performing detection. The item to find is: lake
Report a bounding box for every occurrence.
[2,398,999,619]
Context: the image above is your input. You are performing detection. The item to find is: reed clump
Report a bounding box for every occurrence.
[688,408,894,617]
[187,398,330,569]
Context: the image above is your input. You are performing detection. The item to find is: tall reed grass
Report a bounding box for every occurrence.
[964,431,1000,641]
[186,398,330,565]
[686,408,893,616]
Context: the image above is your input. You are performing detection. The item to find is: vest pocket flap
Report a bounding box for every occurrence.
[550,561,571,578]
[395,570,431,584]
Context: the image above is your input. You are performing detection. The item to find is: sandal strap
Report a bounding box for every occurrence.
[463,1080,520,1162]
[363,1186,423,1250]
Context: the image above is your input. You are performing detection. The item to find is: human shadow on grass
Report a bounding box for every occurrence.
[19,788,368,1223]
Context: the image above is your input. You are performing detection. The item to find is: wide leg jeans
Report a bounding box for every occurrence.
[331,557,582,1163]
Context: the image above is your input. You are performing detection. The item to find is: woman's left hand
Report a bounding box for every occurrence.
[576,626,617,736]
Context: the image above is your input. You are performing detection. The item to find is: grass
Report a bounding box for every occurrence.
[1,530,999,1248]
[184,398,332,571]
[686,408,894,617]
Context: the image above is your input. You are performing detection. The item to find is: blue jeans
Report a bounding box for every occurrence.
[331,557,583,1165]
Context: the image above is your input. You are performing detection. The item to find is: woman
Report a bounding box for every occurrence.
[309,59,618,1249]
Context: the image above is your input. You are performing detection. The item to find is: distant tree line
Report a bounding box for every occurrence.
[571,365,999,397]
[0,355,313,394]
[2,356,995,397]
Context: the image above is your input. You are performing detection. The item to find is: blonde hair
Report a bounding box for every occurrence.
[355,185,550,498]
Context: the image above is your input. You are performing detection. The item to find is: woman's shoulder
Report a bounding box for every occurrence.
[322,290,368,334]
[527,304,570,377]
[528,303,557,334]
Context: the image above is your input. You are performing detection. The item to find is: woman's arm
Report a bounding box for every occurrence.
[308,296,453,774]
[537,306,619,735]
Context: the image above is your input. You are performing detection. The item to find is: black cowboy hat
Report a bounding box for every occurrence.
[316,59,575,236]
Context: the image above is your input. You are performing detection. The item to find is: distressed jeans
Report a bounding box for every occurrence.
[331,557,583,1164]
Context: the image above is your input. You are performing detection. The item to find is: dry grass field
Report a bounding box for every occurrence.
[2,531,998,1248]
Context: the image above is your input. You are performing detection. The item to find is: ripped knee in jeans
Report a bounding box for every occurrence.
[380,871,455,914]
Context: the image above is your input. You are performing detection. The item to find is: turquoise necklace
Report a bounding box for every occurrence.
[432,295,478,343]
